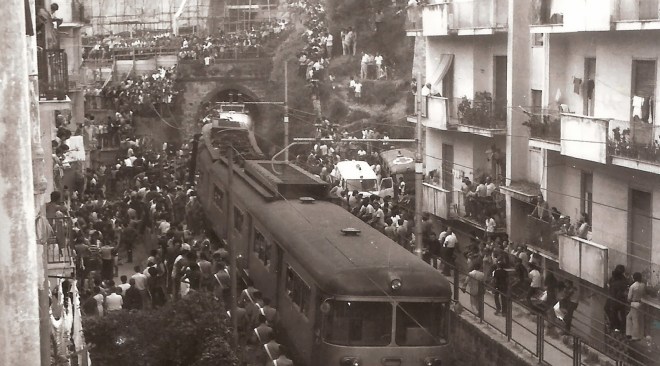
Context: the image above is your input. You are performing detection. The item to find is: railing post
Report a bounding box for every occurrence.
[506,286,512,341]
[478,281,485,323]
[573,336,581,366]
[537,314,545,362]
[453,267,460,302]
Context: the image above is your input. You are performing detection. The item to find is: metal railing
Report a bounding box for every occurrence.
[444,261,648,365]
[38,49,69,100]
[406,5,424,32]
[525,109,561,142]
[607,120,660,165]
[451,96,507,129]
[531,0,564,25]
[526,214,559,257]
[46,216,74,265]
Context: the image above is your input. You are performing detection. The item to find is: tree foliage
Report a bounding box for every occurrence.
[83,292,238,366]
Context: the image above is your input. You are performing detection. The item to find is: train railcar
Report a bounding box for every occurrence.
[196,138,452,366]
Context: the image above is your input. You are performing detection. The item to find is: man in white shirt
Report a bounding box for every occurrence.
[118,275,131,296]
[354,81,363,102]
[485,176,497,197]
[527,263,543,308]
[106,288,123,312]
[441,227,458,275]
[131,265,150,308]
[360,53,370,79]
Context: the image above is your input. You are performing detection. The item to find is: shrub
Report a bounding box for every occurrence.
[83,292,238,366]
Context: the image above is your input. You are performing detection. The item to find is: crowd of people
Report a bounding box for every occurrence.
[83,32,181,59]
[178,22,288,62]
[85,65,178,113]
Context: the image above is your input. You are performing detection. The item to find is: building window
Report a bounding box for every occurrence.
[631,60,656,124]
[285,265,310,315]
[532,33,544,47]
[253,228,271,269]
[233,206,244,232]
[580,171,593,226]
[213,186,224,211]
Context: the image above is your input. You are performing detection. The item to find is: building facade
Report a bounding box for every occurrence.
[410,0,660,351]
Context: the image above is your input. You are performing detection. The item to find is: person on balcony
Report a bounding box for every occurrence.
[626,272,646,341]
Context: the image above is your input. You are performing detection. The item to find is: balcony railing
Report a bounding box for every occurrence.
[422,182,454,220]
[38,49,69,101]
[451,96,507,130]
[451,0,508,30]
[406,4,424,32]
[526,214,560,257]
[531,0,561,25]
[613,0,660,21]
[414,96,451,129]
[524,109,561,142]
[46,216,73,265]
[530,0,612,31]
[607,119,660,165]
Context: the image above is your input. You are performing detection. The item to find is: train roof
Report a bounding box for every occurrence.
[205,150,452,299]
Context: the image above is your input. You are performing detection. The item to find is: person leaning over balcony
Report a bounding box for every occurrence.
[626,272,646,341]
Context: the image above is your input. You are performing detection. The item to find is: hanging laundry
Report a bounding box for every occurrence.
[573,77,582,94]
[632,95,644,120]
[586,79,595,99]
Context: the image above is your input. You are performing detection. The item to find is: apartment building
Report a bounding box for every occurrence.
[410,0,660,349]
[407,0,531,236]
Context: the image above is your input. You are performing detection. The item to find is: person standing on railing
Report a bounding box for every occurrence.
[626,272,646,341]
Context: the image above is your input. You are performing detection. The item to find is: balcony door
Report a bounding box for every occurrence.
[628,189,652,275]
[583,58,596,116]
[494,56,508,122]
[631,59,656,124]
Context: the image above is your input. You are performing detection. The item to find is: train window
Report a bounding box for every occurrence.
[285,265,310,316]
[233,207,244,232]
[395,302,448,346]
[213,186,224,211]
[253,229,271,269]
[322,300,392,346]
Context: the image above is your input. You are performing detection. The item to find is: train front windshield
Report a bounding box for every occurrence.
[322,300,448,347]
[323,301,392,346]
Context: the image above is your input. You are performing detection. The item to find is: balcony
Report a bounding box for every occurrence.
[529,0,612,33]
[405,4,424,35]
[422,182,454,220]
[451,95,507,137]
[408,96,452,130]
[558,234,608,287]
[607,120,660,174]
[38,49,69,101]
[560,113,609,164]
[57,0,89,24]
[450,0,508,35]
[612,0,660,30]
[524,109,561,151]
[45,217,75,273]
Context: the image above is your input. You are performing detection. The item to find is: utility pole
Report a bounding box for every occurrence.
[227,147,239,349]
[414,71,424,258]
[0,0,42,364]
[284,62,289,162]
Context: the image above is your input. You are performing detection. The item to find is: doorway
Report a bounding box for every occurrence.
[583,58,596,116]
[629,189,652,275]
[494,56,508,123]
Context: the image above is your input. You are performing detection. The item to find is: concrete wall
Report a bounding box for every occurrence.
[548,30,660,126]
[452,312,538,366]
[545,152,660,282]
[426,34,507,99]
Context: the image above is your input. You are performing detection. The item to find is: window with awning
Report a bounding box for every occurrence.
[428,54,454,93]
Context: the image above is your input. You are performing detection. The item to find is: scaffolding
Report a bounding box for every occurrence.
[83,0,212,36]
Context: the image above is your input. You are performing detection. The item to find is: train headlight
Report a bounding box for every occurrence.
[340,356,361,366]
[423,357,442,366]
[390,278,402,291]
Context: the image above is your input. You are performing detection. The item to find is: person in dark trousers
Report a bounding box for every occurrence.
[491,260,508,316]
[562,280,579,333]
[124,278,143,310]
